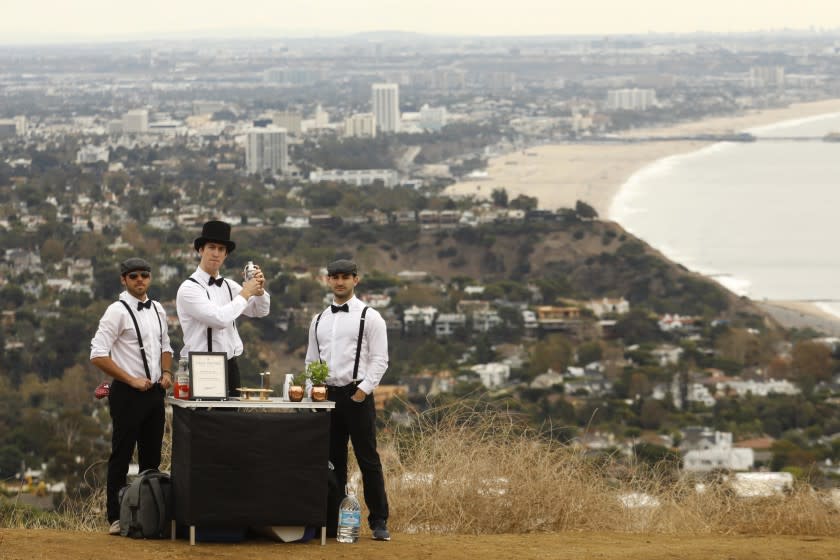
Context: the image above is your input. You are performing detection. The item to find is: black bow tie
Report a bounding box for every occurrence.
[137,300,152,311]
[331,303,350,313]
[208,276,224,287]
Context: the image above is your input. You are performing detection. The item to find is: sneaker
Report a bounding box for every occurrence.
[371,522,390,541]
[108,520,120,535]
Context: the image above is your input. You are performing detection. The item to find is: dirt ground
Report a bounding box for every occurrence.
[2,529,840,560]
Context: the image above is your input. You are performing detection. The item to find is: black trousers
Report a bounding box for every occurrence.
[328,385,389,528]
[106,380,165,523]
[227,357,240,397]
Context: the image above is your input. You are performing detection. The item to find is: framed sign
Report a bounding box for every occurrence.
[189,352,228,400]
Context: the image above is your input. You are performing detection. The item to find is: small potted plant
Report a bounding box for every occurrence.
[288,371,307,402]
[307,361,330,402]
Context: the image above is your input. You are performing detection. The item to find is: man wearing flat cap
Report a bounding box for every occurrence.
[306,258,391,541]
[176,220,269,396]
[90,257,173,535]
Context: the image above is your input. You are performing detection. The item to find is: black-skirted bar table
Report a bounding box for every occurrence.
[167,397,335,545]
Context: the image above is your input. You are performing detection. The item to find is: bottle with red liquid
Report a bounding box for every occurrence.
[175,355,190,399]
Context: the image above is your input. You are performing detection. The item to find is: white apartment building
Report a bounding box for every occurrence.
[246,127,288,175]
[344,113,376,138]
[309,169,398,188]
[372,83,400,133]
[606,88,657,111]
[122,109,149,134]
[76,145,110,164]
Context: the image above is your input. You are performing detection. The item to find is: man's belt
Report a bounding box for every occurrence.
[327,381,361,394]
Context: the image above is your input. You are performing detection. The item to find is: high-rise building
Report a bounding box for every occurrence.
[749,66,785,89]
[344,113,376,138]
[122,109,149,134]
[246,127,288,175]
[371,83,400,133]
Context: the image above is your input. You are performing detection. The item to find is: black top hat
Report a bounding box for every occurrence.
[194,220,236,253]
[120,257,151,275]
[327,259,358,276]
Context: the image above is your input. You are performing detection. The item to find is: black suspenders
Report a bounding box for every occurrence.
[119,300,163,380]
[186,277,233,352]
[314,305,369,381]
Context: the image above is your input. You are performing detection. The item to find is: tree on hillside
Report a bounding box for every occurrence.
[575,200,598,220]
[491,188,509,208]
[791,340,832,388]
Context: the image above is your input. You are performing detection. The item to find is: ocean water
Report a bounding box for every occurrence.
[608,112,840,317]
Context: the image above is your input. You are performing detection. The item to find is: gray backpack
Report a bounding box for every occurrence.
[119,469,172,538]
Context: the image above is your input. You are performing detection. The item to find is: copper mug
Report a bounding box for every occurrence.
[288,385,304,402]
[311,385,327,402]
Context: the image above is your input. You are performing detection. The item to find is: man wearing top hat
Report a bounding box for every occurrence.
[90,257,173,535]
[176,220,270,397]
[305,258,391,541]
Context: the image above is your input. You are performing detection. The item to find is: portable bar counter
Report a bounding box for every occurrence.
[167,397,335,546]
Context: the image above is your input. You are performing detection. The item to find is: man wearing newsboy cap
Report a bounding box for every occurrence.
[90,257,173,535]
[306,258,391,541]
[176,220,270,397]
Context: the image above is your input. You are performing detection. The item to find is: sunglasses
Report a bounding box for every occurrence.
[127,271,151,280]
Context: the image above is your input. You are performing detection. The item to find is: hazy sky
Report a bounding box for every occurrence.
[3,0,840,43]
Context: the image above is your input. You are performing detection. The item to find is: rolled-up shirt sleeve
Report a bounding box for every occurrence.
[90,304,121,360]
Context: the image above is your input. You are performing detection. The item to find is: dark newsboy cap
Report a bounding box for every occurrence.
[120,257,151,275]
[327,259,358,276]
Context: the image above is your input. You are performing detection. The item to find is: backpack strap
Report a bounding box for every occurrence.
[144,474,168,537]
[119,300,151,380]
[186,276,235,353]
[352,306,369,381]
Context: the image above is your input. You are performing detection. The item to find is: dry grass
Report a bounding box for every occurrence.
[378,401,840,536]
[3,402,839,535]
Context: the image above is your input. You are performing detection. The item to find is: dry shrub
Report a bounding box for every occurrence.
[376,400,840,536]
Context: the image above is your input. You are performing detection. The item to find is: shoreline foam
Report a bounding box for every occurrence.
[443,98,840,331]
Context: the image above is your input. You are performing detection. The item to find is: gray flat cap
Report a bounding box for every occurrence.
[327,259,358,276]
[120,257,151,275]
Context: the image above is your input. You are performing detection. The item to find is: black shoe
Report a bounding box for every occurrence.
[371,522,390,541]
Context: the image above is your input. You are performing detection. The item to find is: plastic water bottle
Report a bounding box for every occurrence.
[336,485,361,543]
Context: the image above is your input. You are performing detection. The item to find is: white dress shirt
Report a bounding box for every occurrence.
[305,295,389,395]
[90,291,173,383]
[176,266,270,359]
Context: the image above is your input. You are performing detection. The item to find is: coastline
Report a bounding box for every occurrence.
[443,98,840,333]
[444,98,840,217]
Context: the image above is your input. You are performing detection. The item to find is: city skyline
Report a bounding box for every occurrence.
[2,0,840,44]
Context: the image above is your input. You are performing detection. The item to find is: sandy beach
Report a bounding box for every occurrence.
[444,98,840,217]
[444,98,840,332]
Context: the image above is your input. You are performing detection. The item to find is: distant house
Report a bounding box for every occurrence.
[682,431,754,472]
[734,436,775,466]
[403,305,437,334]
[530,369,564,389]
[535,305,581,332]
[587,297,629,318]
[651,344,683,366]
[471,362,511,389]
[658,313,699,332]
[716,378,800,397]
[435,313,466,337]
[472,309,503,333]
